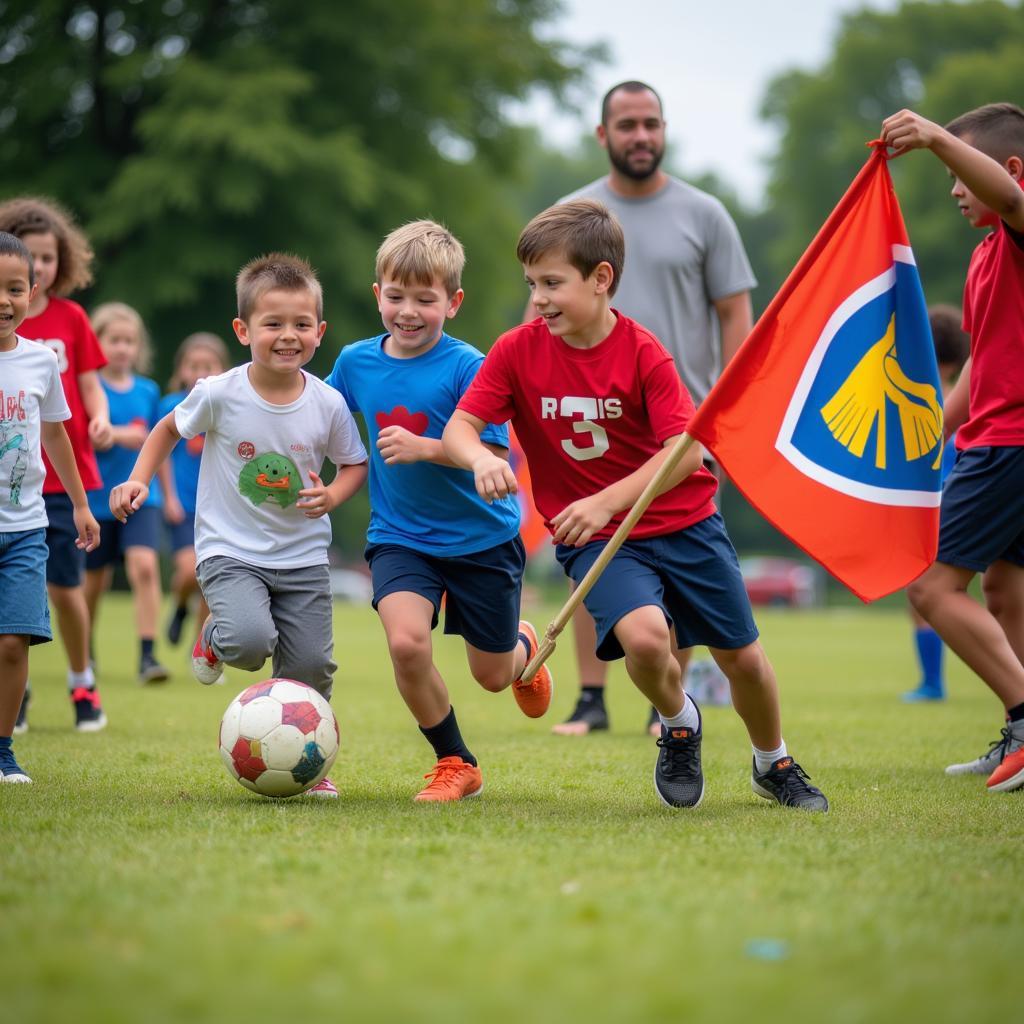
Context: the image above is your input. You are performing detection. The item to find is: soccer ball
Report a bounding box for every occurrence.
[218,679,339,797]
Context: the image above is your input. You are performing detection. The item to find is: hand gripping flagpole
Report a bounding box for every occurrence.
[520,432,696,681]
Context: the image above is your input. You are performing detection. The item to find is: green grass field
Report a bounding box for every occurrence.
[3,596,1020,1023]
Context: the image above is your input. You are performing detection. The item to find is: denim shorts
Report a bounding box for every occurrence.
[937,445,1024,571]
[86,505,162,570]
[0,529,52,644]
[44,492,86,587]
[556,512,758,661]
[366,537,526,653]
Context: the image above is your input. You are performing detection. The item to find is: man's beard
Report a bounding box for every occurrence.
[607,142,664,181]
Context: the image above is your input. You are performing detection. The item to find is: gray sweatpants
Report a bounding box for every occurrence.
[195,555,336,699]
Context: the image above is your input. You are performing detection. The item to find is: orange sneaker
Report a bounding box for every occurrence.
[986,738,1024,793]
[513,621,554,719]
[414,756,483,802]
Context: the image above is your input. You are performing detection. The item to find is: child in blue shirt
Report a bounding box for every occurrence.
[84,302,171,684]
[159,333,231,654]
[326,220,553,802]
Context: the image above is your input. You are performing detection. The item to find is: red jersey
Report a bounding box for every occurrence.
[18,297,106,492]
[956,220,1024,450]
[459,312,717,542]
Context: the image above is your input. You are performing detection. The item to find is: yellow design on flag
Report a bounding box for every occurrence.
[820,314,943,471]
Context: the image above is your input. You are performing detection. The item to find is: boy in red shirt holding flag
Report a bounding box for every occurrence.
[882,103,1024,792]
[444,199,828,812]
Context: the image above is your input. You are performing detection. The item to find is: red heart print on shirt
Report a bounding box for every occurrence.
[376,406,429,436]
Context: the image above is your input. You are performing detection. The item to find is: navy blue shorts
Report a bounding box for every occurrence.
[0,529,52,644]
[937,446,1024,571]
[85,505,163,570]
[44,492,86,588]
[366,536,526,653]
[556,512,758,661]
[167,515,196,553]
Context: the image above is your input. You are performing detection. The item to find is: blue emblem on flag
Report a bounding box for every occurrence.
[776,247,943,507]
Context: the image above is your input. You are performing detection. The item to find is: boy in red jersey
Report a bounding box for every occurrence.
[444,199,827,811]
[882,103,1024,792]
[0,197,112,733]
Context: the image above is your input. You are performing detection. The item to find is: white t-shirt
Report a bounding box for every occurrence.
[174,365,367,569]
[0,336,71,532]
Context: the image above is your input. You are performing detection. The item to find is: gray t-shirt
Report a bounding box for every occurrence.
[559,176,756,405]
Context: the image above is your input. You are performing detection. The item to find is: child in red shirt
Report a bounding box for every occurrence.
[444,199,828,812]
[882,103,1024,792]
[0,197,112,732]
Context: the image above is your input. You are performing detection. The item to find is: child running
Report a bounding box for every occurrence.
[0,232,100,782]
[444,199,828,811]
[84,302,171,685]
[325,220,553,803]
[159,333,231,654]
[882,103,1024,792]
[110,253,368,798]
[0,196,112,733]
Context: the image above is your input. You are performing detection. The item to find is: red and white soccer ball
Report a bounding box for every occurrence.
[218,679,339,797]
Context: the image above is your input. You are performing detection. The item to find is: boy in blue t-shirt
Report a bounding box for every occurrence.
[325,220,552,802]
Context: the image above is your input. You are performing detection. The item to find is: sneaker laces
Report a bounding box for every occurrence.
[767,759,817,799]
[656,729,700,777]
[422,761,471,790]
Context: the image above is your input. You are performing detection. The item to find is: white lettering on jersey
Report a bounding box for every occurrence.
[539,395,622,462]
[40,339,68,374]
[541,397,558,420]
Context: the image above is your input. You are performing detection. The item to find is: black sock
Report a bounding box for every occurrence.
[1007,701,1024,723]
[173,604,188,621]
[580,685,606,707]
[140,638,155,661]
[420,706,476,766]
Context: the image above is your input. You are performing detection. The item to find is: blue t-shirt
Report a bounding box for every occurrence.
[91,375,163,520]
[325,332,520,556]
[158,390,203,517]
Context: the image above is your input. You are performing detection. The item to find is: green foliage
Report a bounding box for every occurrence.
[3,597,1021,1023]
[0,0,595,377]
[761,0,1024,304]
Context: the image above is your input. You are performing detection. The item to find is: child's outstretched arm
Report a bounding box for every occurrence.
[443,410,518,502]
[297,462,369,519]
[109,412,181,522]
[40,421,100,552]
[550,434,705,548]
[881,110,1024,231]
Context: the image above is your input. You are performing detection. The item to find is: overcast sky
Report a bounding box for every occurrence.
[515,0,909,204]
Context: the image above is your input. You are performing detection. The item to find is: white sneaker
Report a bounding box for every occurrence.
[191,616,224,686]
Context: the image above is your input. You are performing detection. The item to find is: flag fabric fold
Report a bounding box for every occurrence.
[688,147,942,601]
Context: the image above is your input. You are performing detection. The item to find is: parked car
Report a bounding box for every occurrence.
[739,557,822,608]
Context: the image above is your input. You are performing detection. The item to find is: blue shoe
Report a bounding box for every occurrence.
[0,747,31,784]
[901,684,945,703]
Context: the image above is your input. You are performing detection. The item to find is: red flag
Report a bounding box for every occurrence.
[689,148,942,601]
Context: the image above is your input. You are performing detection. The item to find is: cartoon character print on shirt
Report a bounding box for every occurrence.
[237,444,303,509]
[375,405,429,435]
[0,401,30,507]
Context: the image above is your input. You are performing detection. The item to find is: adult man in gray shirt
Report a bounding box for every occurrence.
[547,80,756,736]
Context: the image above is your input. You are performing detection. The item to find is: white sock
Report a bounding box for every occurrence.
[67,667,95,691]
[753,740,787,774]
[659,691,699,732]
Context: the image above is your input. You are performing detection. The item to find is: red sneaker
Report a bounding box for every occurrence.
[986,737,1024,793]
[302,777,339,799]
[191,616,223,685]
[513,621,554,719]
[414,757,483,802]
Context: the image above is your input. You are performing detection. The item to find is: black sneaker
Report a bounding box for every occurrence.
[166,605,188,646]
[654,704,704,808]
[71,687,108,732]
[13,687,29,735]
[552,692,609,735]
[138,653,171,685]
[752,756,829,812]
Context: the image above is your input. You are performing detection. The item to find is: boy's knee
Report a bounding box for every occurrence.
[0,634,27,664]
[907,577,936,616]
[387,628,431,673]
[620,619,672,668]
[217,622,275,672]
[472,662,511,693]
[713,642,767,682]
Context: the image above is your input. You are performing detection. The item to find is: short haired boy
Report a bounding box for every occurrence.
[0,232,100,783]
[444,199,828,811]
[110,253,368,798]
[325,220,553,803]
[882,103,1024,792]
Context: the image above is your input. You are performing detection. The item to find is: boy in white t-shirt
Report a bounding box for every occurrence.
[110,253,368,797]
[0,232,100,783]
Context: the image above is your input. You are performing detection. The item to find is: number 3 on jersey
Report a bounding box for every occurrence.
[541,396,622,463]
